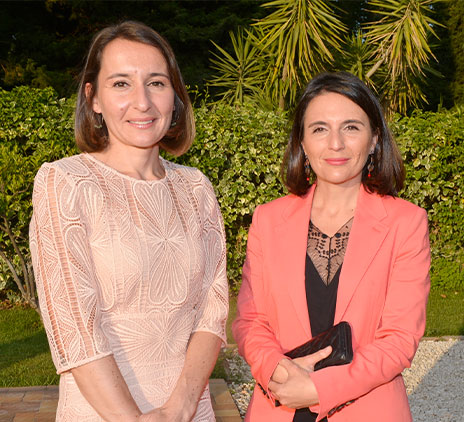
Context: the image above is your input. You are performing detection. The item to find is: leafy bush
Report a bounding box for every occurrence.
[0,87,77,311]
[170,102,289,291]
[393,107,464,290]
[0,87,462,306]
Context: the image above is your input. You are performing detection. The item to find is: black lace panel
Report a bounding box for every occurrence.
[307,218,353,286]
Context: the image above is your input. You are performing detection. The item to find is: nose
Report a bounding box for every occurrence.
[133,84,152,112]
[327,130,345,151]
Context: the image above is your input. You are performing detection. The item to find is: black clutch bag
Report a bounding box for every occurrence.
[284,321,353,370]
[272,321,353,407]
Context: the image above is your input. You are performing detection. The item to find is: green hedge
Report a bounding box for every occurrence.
[393,109,464,290]
[170,102,289,289]
[0,87,462,299]
[0,87,77,303]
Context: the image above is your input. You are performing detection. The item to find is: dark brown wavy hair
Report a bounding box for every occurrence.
[282,72,405,197]
[75,20,194,156]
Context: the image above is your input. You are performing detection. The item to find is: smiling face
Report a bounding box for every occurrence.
[88,38,175,152]
[301,92,377,189]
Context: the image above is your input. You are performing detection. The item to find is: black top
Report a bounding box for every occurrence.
[293,219,352,422]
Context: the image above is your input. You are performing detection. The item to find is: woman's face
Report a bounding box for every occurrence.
[88,38,175,151]
[301,92,377,189]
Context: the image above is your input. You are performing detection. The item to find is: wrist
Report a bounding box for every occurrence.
[162,387,197,421]
[271,359,289,383]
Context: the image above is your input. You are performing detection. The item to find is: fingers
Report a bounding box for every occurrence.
[268,359,320,409]
[278,358,298,372]
[269,359,299,392]
[318,345,332,359]
[294,346,332,371]
[271,359,289,383]
[276,358,304,378]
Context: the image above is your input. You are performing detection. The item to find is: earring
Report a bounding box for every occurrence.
[367,153,374,178]
[94,113,103,129]
[304,154,311,182]
[170,108,178,128]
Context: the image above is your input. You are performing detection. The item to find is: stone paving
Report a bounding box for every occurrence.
[0,380,241,422]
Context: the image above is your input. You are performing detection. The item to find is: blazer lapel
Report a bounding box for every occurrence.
[273,186,316,339]
[335,187,390,322]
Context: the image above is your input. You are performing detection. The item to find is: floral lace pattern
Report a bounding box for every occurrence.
[29,154,228,421]
[307,218,353,286]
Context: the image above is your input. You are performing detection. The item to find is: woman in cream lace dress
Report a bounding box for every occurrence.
[29,21,228,422]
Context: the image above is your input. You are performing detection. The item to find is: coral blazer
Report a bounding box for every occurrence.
[232,185,431,422]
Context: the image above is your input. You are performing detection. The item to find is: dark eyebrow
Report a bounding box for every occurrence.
[106,72,170,80]
[307,120,326,128]
[307,119,366,128]
[343,119,365,126]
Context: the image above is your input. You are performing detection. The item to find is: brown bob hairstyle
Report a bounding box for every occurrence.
[75,21,195,156]
[282,72,405,197]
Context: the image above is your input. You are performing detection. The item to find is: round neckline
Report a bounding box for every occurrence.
[82,152,169,184]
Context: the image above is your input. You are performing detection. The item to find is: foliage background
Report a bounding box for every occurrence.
[0,0,266,97]
[1,0,463,110]
[0,87,462,300]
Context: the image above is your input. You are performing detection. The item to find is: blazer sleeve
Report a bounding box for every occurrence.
[29,163,112,374]
[310,206,431,420]
[232,205,287,397]
[191,174,229,347]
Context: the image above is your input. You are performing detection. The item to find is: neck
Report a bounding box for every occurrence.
[91,144,164,181]
[312,181,362,217]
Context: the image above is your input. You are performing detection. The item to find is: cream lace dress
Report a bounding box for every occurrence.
[29,153,228,421]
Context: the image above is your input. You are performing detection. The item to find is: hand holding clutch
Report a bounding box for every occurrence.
[269,358,322,409]
[284,321,353,369]
[271,322,353,407]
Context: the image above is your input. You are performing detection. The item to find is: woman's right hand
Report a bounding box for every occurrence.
[271,345,332,383]
[269,346,333,408]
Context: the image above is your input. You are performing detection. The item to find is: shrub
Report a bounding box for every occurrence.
[169,101,289,291]
[393,107,464,290]
[0,87,462,307]
[0,87,77,312]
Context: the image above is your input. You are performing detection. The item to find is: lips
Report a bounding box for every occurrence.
[325,158,349,165]
[127,119,155,128]
[128,119,154,124]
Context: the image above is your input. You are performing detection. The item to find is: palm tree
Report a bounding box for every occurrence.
[251,0,347,109]
[364,0,442,113]
[208,29,266,105]
[208,0,442,113]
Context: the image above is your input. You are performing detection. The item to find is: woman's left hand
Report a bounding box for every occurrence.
[268,359,320,409]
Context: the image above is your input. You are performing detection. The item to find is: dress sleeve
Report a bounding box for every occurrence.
[191,175,229,347]
[232,206,287,398]
[29,163,112,374]
[309,207,431,420]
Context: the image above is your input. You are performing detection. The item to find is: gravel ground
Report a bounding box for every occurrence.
[224,338,464,421]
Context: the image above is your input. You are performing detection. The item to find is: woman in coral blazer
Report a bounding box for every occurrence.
[232,72,430,422]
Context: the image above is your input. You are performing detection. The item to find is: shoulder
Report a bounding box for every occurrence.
[251,193,304,232]
[163,158,214,192]
[162,158,207,183]
[364,192,429,243]
[162,158,220,211]
[254,193,302,217]
[32,155,92,207]
[35,154,91,182]
[379,194,427,222]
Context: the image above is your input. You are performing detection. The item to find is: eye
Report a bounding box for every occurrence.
[312,127,325,134]
[149,80,165,87]
[345,125,359,131]
[112,81,128,88]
